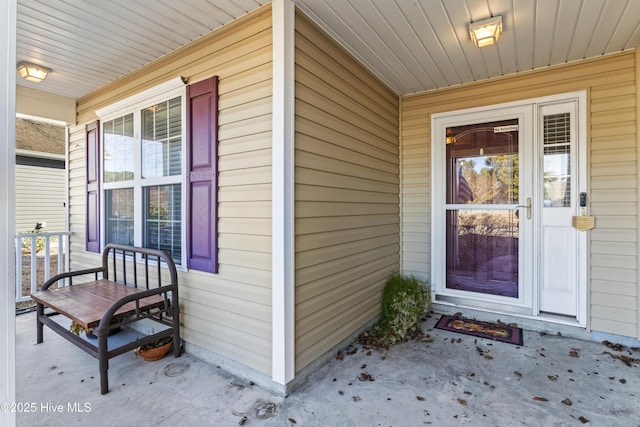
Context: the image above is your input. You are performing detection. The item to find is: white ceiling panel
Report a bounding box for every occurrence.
[296,0,640,95]
[15,0,640,100]
[16,0,269,99]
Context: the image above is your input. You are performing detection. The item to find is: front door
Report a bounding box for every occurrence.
[432,94,586,321]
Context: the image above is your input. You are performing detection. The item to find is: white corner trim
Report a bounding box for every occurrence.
[1,0,17,424]
[95,76,186,118]
[272,0,295,386]
[636,47,640,341]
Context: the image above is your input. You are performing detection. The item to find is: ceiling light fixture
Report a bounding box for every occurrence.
[17,61,52,82]
[469,16,502,47]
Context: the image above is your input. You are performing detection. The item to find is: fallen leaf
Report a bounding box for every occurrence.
[603,340,623,352]
[578,416,590,423]
[513,371,522,377]
[346,348,358,356]
[561,398,572,406]
[619,378,627,384]
[548,375,558,381]
[603,351,640,367]
[358,372,374,381]
[569,350,579,357]
[352,396,361,402]
[457,399,467,406]
[338,390,345,395]
[288,418,297,424]
[484,355,493,360]
[417,396,425,401]
[533,396,549,402]
[336,352,344,360]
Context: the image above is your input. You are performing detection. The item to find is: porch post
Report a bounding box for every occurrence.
[271,0,296,386]
[1,0,17,424]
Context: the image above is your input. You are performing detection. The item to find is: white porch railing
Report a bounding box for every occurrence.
[15,231,71,305]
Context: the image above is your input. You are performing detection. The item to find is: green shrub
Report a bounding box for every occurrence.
[378,274,431,345]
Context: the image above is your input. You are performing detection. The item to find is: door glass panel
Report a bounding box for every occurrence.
[446,210,519,297]
[543,113,571,207]
[445,119,519,298]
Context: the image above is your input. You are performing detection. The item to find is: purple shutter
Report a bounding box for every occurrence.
[86,121,100,253]
[186,77,218,273]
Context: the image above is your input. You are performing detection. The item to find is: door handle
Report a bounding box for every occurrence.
[515,197,532,219]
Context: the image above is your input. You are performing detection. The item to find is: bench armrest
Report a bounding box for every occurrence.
[95,284,179,336]
[39,267,106,291]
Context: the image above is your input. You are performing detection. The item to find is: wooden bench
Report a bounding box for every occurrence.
[31,244,181,394]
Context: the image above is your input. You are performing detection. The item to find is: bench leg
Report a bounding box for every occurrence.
[36,303,44,344]
[98,335,109,394]
[172,312,181,357]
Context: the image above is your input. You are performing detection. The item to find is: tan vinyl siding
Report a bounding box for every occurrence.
[294,11,400,372]
[15,164,66,233]
[69,6,274,375]
[400,50,638,338]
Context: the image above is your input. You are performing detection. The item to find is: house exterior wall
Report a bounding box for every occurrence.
[16,86,75,125]
[400,50,639,340]
[15,118,67,233]
[294,11,400,371]
[15,164,66,232]
[69,6,274,375]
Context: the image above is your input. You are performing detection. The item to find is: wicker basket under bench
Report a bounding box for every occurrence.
[31,244,181,394]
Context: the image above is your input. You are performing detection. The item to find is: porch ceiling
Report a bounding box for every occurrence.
[16,0,640,100]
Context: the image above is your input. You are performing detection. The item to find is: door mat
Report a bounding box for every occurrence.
[435,315,523,346]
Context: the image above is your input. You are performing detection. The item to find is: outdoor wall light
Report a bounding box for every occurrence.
[469,16,502,47]
[17,61,51,82]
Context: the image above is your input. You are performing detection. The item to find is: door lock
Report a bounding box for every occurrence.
[516,197,532,219]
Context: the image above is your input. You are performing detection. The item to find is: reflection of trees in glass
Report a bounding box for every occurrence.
[451,211,518,281]
[104,171,134,182]
[485,155,518,204]
[460,155,519,204]
[148,203,169,220]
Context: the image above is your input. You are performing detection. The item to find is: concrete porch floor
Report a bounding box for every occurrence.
[15,311,640,426]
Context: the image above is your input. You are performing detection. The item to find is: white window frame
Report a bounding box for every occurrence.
[96,78,187,267]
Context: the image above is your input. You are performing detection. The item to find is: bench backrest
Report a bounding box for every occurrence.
[101,244,178,292]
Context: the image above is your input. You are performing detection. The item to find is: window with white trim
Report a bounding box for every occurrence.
[99,83,186,265]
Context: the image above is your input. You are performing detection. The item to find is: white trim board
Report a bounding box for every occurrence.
[271,0,295,386]
[1,0,17,424]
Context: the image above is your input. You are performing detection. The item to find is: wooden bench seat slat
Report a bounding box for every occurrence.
[31,280,166,329]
